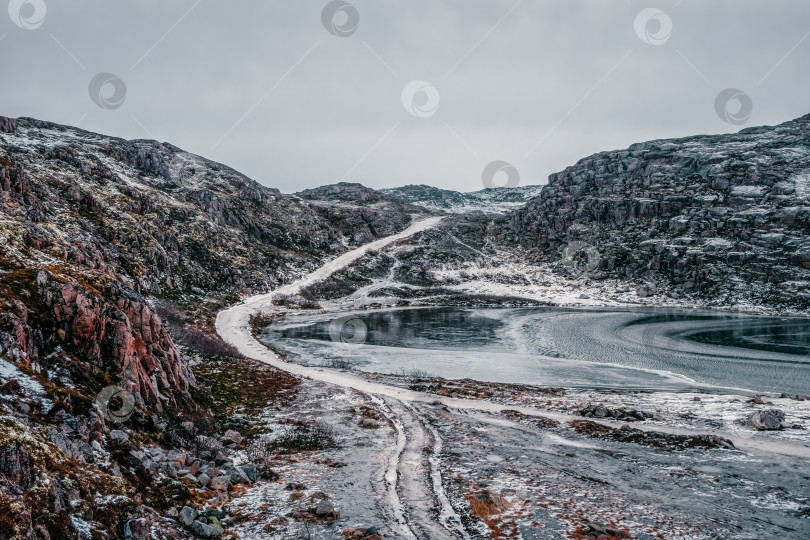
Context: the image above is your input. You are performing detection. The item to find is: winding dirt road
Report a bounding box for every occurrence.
[216,217,472,538]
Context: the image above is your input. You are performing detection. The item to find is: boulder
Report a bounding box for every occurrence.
[166,450,186,467]
[746,409,786,430]
[207,517,224,536]
[209,475,231,490]
[203,509,225,519]
[178,506,197,527]
[240,463,258,483]
[315,499,335,516]
[358,418,380,429]
[192,521,216,537]
[229,466,251,485]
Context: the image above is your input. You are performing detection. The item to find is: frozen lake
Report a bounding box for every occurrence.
[261,307,810,395]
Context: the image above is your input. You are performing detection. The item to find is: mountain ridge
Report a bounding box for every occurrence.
[381,183,544,214]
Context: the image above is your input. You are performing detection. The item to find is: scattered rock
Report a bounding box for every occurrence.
[343,527,382,540]
[572,420,735,451]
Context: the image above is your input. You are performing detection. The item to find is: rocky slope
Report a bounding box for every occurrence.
[0,116,422,539]
[505,114,810,310]
[381,183,543,215]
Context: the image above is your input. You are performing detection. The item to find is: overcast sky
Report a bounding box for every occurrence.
[1,0,808,193]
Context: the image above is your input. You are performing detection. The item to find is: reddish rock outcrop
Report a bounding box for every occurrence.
[36,271,193,411]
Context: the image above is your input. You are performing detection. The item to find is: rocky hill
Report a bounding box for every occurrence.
[382,183,543,215]
[505,114,810,310]
[0,116,422,539]
[295,182,429,245]
[1,116,407,414]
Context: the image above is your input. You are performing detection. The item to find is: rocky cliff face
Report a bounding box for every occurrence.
[505,114,810,309]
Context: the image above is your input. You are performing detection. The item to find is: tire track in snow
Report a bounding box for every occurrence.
[385,398,462,539]
[368,395,418,540]
[408,402,470,539]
